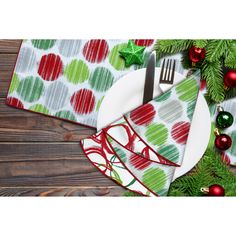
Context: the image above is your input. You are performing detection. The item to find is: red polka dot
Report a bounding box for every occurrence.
[83,40,109,63]
[130,153,151,170]
[6,97,24,109]
[171,121,190,144]
[220,152,230,166]
[130,104,156,126]
[38,54,63,81]
[133,39,154,47]
[70,89,95,114]
[200,80,206,91]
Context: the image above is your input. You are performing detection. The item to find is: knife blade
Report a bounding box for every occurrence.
[142,51,156,104]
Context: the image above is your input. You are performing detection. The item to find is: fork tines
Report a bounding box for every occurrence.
[159,59,176,84]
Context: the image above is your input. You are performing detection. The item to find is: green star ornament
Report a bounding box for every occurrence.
[119,40,145,67]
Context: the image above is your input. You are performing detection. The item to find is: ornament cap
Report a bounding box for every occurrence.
[224,84,230,91]
[217,106,224,113]
[200,187,209,193]
[214,128,220,136]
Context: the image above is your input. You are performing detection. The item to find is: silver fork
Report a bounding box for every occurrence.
[159,59,176,84]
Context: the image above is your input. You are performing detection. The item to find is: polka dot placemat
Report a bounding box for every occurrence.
[6,40,155,128]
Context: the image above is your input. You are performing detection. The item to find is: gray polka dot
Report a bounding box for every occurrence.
[44,81,69,110]
[58,40,81,57]
[158,100,183,123]
[15,47,37,73]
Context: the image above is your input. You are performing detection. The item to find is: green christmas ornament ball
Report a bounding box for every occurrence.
[216,111,234,129]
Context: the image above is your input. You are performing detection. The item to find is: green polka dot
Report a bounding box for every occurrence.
[54,110,77,121]
[109,43,127,70]
[96,96,104,112]
[31,40,56,50]
[17,76,44,102]
[157,145,179,163]
[155,90,171,102]
[145,123,168,146]
[176,77,198,102]
[29,104,49,114]
[9,73,20,94]
[89,67,114,92]
[142,167,167,192]
[114,147,127,163]
[64,59,89,84]
[229,131,236,156]
[187,100,196,120]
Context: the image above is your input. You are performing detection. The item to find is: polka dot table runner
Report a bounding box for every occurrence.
[80,72,201,196]
[6,40,157,128]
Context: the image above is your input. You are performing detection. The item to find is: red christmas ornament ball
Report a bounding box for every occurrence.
[188,46,206,63]
[224,70,236,88]
[208,184,225,196]
[215,134,232,150]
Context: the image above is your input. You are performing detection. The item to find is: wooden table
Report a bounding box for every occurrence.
[0,40,125,196]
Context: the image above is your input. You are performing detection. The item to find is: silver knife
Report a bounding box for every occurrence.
[143,51,156,104]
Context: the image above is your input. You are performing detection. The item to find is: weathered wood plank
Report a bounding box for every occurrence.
[0,40,21,53]
[0,142,83,161]
[0,53,18,72]
[0,186,125,196]
[0,98,95,141]
[0,142,116,187]
[0,40,21,54]
[0,71,13,98]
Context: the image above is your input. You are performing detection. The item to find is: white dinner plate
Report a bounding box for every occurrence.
[97,68,211,180]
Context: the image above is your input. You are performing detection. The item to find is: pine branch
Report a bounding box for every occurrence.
[202,60,225,102]
[193,40,208,48]
[168,148,236,196]
[206,40,232,62]
[224,40,236,69]
[154,40,193,58]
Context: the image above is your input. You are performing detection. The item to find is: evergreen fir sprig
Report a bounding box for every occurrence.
[225,41,236,69]
[202,60,225,102]
[193,40,208,48]
[154,39,236,103]
[205,40,232,62]
[168,148,236,196]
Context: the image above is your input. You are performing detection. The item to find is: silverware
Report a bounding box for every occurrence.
[159,59,176,84]
[142,51,156,104]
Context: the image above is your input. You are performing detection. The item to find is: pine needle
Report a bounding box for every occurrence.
[193,40,208,48]
[154,40,193,58]
[206,40,232,62]
[202,60,225,102]
[224,40,236,69]
[168,148,236,196]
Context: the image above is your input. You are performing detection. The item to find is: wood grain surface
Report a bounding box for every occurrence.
[0,40,125,196]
